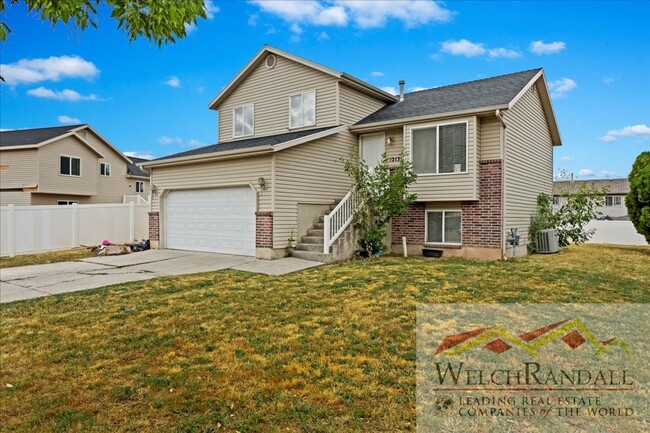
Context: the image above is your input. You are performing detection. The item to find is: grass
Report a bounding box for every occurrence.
[0,247,94,269]
[1,244,648,432]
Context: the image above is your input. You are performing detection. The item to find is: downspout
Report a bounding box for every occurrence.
[495,109,508,260]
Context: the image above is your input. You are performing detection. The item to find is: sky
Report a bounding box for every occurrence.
[1,1,648,180]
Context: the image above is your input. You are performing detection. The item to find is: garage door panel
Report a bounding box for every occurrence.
[165,187,255,256]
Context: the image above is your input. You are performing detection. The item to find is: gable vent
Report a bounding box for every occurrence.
[265,54,277,69]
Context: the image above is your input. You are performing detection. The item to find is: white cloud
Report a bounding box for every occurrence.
[560,156,576,161]
[185,23,198,34]
[409,86,428,92]
[578,169,595,177]
[440,39,486,57]
[290,23,304,34]
[166,76,181,87]
[58,115,81,124]
[27,86,102,101]
[158,135,183,145]
[601,124,650,142]
[204,0,219,20]
[124,151,155,160]
[317,31,330,41]
[0,55,99,86]
[370,71,384,77]
[488,47,521,58]
[381,86,397,95]
[548,78,577,98]
[601,171,618,178]
[529,40,566,55]
[248,14,259,26]
[250,0,452,30]
[186,139,206,148]
[602,77,616,85]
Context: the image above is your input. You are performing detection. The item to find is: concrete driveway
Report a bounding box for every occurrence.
[0,250,321,304]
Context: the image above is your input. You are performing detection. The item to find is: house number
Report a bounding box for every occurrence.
[389,156,401,162]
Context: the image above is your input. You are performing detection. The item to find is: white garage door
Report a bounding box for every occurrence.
[165,187,256,256]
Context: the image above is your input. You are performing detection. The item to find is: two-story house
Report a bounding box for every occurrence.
[553,178,630,220]
[142,46,561,261]
[0,124,150,206]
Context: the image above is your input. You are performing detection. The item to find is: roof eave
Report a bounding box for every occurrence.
[349,105,509,132]
[142,145,273,168]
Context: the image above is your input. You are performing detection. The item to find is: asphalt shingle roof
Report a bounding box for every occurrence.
[356,69,541,125]
[127,157,151,177]
[553,179,630,195]
[151,126,340,162]
[0,124,86,147]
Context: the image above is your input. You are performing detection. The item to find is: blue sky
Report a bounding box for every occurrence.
[1,1,648,179]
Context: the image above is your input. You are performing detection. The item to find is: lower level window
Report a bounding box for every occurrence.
[426,210,461,244]
[57,200,79,205]
[136,181,144,193]
[605,196,621,206]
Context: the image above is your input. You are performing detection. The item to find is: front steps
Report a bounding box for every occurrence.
[292,212,355,263]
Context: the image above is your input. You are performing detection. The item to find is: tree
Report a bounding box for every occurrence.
[343,149,417,257]
[529,187,604,252]
[626,151,650,243]
[0,0,207,46]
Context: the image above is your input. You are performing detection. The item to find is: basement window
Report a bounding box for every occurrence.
[426,210,462,244]
[57,200,79,205]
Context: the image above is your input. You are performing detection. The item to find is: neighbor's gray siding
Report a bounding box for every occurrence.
[217,56,338,143]
[404,116,478,201]
[273,132,355,247]
[149,156,272,213]
[338,83,387,125]
[503,84,554,245]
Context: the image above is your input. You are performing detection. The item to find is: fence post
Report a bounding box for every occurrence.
[129,201,135,241]
[7,204,15,258]
[71,203,79,247]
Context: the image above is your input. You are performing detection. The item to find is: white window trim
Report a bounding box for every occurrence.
[57,200,79,205]
[100,162,111,177]
[409,119,470,176]
[232,103,255,138]
[59,155,82,177]
[425,209,462,245]
[605,195,622,207]
[288,90,317,129]
[135,181,145,193]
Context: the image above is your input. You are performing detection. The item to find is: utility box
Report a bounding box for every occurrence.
[537,229,560,254]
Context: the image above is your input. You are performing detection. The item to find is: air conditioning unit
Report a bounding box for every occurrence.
[537,229,560,254]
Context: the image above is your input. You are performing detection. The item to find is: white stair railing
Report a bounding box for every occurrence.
[323,186,361,254]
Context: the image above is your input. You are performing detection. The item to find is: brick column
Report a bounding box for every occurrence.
[148,211,159,241]
[391,202,425,244]
[255,211,273,248]
[462,160,502,248]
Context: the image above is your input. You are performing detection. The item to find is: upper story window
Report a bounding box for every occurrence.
[136,181,145,193]
[289,91,315,129]
[233,104,254,137]
[605,196,622,207]
[411,122,467,175]
[60,155,81,176]
[100,162,111,176]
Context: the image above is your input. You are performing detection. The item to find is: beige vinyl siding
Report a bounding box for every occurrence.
[0,191,31,206]
[384,127,406,160]
[150,156,272,213]
[273,132,355,247]
[503,84,554,245]
[404,116,478,201]
[480,116,502,160]
[0,149,39,188]
[218,56,338,143]
[37,136,98,196]
[338,83,387,125]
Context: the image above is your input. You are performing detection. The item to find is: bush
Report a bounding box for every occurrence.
[626,151,650,243]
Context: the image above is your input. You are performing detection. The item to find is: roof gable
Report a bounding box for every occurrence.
[208,45,396,110]
[0,124,85,147]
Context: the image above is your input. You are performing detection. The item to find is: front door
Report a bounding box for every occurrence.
[360,133,385,170]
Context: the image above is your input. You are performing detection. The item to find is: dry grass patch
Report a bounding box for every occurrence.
[1,244,648,432]
[0,247,94,269]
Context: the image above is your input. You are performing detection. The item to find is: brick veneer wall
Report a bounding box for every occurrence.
[391,202,425,244]
[461,159,502,248]
[148,211,159,241]
[256,211,273,248]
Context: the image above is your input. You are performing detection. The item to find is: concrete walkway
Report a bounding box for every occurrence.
[0,250,322,304]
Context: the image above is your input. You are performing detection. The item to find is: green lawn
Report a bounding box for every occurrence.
[0,247,94,269]
[1,244,648,432]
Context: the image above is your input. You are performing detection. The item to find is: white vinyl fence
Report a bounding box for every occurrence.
[586,220,647,246]
[0,203,149,257]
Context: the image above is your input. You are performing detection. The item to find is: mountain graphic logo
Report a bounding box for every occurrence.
[435,319,631,356]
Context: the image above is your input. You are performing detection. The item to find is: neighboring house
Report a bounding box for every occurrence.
[0,124,150,206]
[553,178,630,220]
[142,45,561,261]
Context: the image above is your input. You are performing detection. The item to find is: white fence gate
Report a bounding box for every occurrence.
[586,220,647,246]
[0,203,150,257]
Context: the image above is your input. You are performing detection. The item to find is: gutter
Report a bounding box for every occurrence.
[497,109,508,260]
